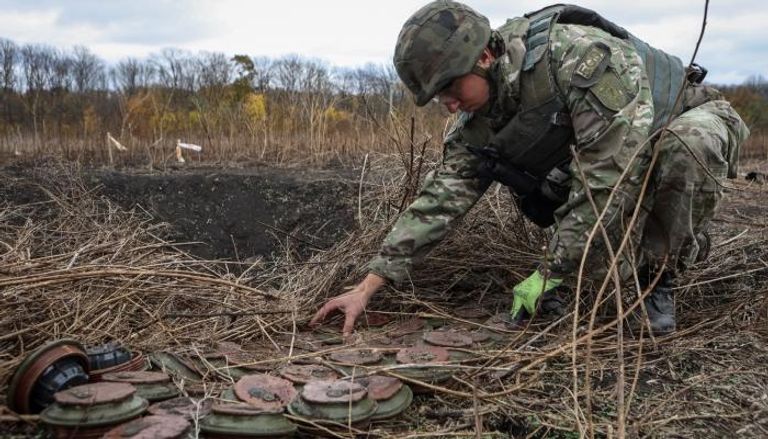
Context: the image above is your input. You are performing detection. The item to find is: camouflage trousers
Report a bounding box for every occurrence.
[637,99,749,272]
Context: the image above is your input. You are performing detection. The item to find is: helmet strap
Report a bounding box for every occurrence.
[471,64,489,79]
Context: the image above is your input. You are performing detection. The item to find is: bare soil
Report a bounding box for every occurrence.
[2,162,357,262]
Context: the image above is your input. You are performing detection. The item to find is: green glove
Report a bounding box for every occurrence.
[510,271,563,320]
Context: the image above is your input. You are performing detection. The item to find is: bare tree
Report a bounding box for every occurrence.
[152,48,191,91]
[253,56,273,92]
[0,39,18,92]
[20,44,56,144]
[71,45,104,93]
[112,57,157,94]
[196,51,232,90]
[49,51,72,92]
[21,44,55,92]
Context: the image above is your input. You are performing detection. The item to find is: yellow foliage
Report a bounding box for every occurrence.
[83,105,99,136]
[244,93,267,123]
[189,111,202,126]
[323,106,350,124]
[125,92,156,137]
[151,111,178,131]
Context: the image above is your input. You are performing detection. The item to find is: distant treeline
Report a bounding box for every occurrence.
[0,38,765,165]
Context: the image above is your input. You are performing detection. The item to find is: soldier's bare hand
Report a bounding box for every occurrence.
[310,273,386,337]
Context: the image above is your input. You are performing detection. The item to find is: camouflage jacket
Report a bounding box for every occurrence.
[368,21,662,282]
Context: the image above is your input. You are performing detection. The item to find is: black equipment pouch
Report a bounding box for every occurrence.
[468,144,569,228]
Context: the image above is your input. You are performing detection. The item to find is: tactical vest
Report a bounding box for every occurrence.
[489,4,687,178]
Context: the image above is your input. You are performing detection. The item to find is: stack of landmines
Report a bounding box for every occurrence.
[8,308,508,438]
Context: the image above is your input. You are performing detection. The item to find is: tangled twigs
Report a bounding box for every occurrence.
[2,160,768,438]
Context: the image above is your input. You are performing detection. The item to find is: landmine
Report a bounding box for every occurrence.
[200,342,281,380]
[422,329,483,360]
[394,346,452,391]
[327,348,387,375]
[311,327,346,345]
[422,330,474,348]
[101,371,179,402]
[149,351,203,382]
[7,339,90,414]
[148,396,213,420]
[279,364,338,386]
[453,305,492,320]
[359,311,392,327]
[287,380,377,427]
[199,352,251,380]
[352,375,413,420]
[86,342,132,370]
[102,414,190,439]
[233,374,297,411]
[89,347,149,382]
[201,383,297,438]
[40,382,148,438]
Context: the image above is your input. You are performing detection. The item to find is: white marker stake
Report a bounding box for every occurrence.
[175,140,185,163]
[176,140,202,163]
[178,142,202,152]
[107,132,128,151]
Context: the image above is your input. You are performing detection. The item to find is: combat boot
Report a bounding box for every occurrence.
[639,271,676,335]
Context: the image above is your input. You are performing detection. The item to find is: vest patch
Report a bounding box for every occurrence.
[590,70,633,111]
[576,44,608,80]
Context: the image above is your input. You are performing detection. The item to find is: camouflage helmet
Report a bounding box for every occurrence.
[394,0,492,106]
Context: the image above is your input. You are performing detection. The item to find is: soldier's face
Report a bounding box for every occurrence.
[436,48,494,114]
[437,73,490,114]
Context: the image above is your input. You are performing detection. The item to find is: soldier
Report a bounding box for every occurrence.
[311,2,749,336]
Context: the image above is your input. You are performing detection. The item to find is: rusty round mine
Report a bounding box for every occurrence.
[469,330,491,343]
[103,414,190,439]
[8,339,90,414]
[215,341,243,356]
[312,327,345,345]
[423,330,474,348]
[357,375,403,401]
[226,351,274,371]
[454,306,490,320]
[90,353,148,382]
[54,382,136,406]
[148,397,212,420]
[233,374,297,410]
[396,346,449,364]
[328,349,383,365]
[212,399,283,415]
[483,313,518,332]
[86,342,132,371]
[361,312,392,327]
[102,371,171,385]
[301,380,367,404]
[278,364,338,385]
[390,318,425,337]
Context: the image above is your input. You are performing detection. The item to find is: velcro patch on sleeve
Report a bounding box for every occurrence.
[572,42,611,88]
[590,70,634,112]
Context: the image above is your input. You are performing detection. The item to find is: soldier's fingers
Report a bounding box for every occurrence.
[342,309,358,338]
[310,301,337,326]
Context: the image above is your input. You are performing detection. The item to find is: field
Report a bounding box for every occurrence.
[1,145,767,438]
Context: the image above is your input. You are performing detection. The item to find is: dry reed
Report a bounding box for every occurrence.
[1,157,767,438]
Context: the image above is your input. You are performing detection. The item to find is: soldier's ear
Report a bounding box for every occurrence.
[476,48,494,68]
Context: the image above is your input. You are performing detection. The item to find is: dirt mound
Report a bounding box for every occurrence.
[4,163,357,261]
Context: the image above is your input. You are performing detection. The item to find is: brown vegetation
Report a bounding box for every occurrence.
[1,158,767,437]
[1,38,768,438]
[0,38,764,168]
[0,40,450,167]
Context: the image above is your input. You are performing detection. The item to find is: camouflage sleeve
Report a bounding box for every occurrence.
[545,24,655,276]
[367,113,492,282]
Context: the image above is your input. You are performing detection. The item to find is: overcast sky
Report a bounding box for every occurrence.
[0,0,763,84]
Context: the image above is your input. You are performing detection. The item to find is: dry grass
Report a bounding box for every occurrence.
[1,157,767,438]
